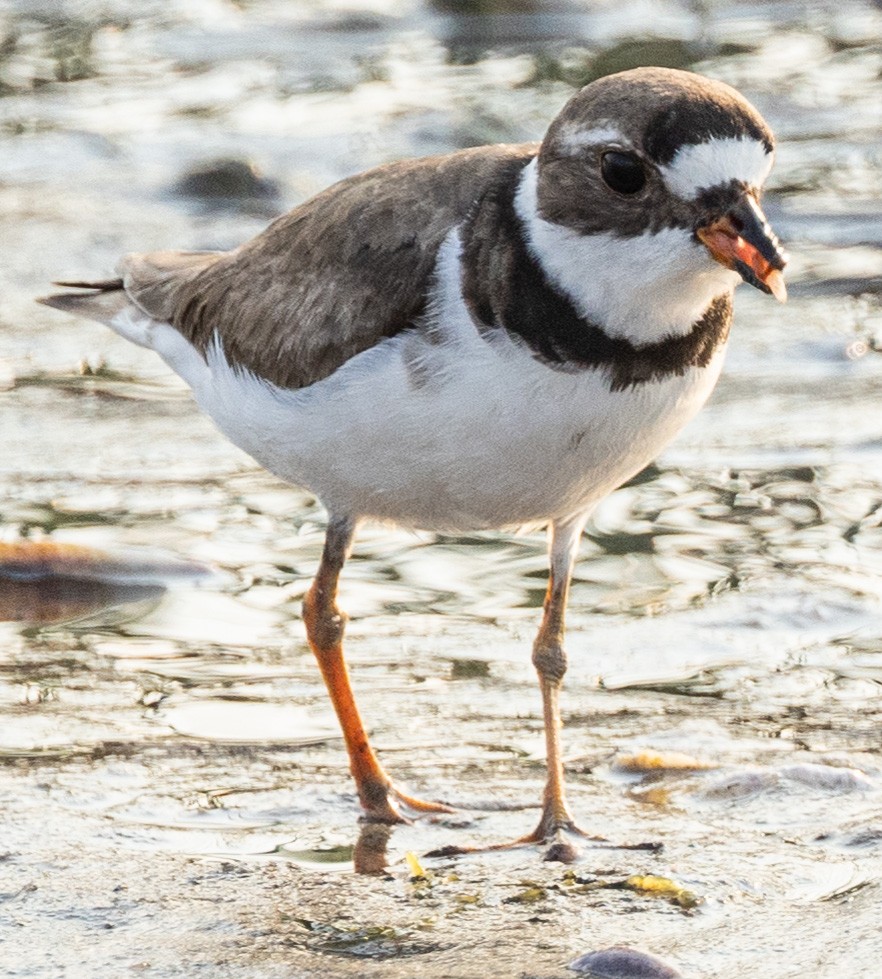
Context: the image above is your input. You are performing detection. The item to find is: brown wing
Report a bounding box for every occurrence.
[121,143,537,390]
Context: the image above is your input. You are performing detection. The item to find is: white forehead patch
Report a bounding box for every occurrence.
[556,122,627,155]
[661,137,773,198]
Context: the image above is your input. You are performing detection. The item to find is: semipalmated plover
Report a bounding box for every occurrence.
[41,67,787,858]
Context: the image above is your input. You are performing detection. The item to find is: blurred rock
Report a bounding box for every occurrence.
[815,825,882,848]
[570,946,682,978]
[780,763,874,793]
[173,158,280,211]
[700,770,779,801]
[431,0,563,12]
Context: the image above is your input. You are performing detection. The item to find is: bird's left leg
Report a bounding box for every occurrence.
[516,513,597,853]
[426,515,592,861]
[426,515,661,862]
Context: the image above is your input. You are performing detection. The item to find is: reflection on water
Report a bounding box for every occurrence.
[2,0,882,976]
[0,574,165,626]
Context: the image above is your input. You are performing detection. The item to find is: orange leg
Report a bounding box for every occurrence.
[514,515,597,859]
[303,516,452,823]
[514,518,660,859]
[427,516,659,862]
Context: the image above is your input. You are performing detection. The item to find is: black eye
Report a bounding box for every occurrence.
[601,151,646,195]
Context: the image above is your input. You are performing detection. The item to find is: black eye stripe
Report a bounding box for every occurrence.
[601,151,646,195]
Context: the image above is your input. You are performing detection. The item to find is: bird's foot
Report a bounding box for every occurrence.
[516,814,610,864]
[425,807,662,863]
[519,816,661,864]
[359,777,454,825]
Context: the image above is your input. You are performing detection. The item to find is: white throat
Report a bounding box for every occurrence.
[514,158,739,345]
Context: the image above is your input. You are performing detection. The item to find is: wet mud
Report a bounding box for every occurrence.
[2,1,882,976]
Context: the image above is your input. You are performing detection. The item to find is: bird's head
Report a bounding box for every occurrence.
[528,67,787,342]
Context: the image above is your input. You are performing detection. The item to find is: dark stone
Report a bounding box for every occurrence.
[174,158,280,204]
[569,946,682,978]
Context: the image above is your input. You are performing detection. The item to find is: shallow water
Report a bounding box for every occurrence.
[1,1,882,977]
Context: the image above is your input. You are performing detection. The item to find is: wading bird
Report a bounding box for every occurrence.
[41,67,787,858]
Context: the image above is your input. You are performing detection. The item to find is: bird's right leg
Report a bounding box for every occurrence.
[302,514,452,823]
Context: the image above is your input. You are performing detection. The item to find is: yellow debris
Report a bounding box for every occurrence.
[405,851,427,880]
[614,750,713,773]
[625,874,701,909]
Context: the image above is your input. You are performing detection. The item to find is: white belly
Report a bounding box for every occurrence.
[176,322,724,532]
[132,227,727,533]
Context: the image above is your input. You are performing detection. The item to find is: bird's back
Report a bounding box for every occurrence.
[43,143,538,392]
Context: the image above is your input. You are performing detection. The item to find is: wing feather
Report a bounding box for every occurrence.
[121,144,536,389]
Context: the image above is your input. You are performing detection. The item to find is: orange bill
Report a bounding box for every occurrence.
[697,196,788,303]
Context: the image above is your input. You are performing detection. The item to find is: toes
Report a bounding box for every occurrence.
[358,781,451,822]
[543,839,581,863]
[392,786,454,816]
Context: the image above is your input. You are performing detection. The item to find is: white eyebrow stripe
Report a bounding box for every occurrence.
[661,137,774,198]
[556,122,627,155]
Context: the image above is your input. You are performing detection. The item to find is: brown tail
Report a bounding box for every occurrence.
[38,278,129,322]
[52,278,124,291]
